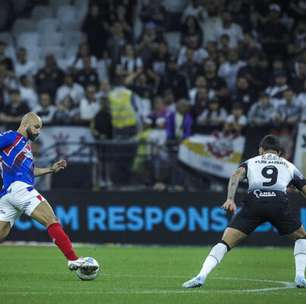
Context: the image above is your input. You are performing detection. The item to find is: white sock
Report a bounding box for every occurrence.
[198,242,228,280]
[294,239,306,278]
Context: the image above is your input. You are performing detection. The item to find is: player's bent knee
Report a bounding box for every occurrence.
[222,227,247,248]
[0,222,11,241]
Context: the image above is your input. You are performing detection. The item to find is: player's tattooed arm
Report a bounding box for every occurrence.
[227,166,246,200]
[222,167,246,213]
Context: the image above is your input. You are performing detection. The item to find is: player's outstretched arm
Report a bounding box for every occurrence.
[34,160,67,176]
[222,166,246,213]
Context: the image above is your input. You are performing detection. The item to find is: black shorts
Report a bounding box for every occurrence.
[229,190,301,236]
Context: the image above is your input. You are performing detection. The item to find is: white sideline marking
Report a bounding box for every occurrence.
[0,276,295,295]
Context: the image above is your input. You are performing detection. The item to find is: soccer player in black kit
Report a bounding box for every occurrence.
[183,135,306,288]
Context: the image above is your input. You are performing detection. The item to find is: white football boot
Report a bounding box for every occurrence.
[295,276,306,288]
[68,257,86,271]
[182,275,205,288]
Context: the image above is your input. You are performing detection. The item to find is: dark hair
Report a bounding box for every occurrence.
[259,135,282,153]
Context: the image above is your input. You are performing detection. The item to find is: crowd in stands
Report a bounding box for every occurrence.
[1,0,306,144]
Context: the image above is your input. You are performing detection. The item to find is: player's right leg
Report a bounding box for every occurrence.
[182,227,247,288]
[29,198,91,271]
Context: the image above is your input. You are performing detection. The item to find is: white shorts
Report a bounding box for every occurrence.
[0,181,45,226]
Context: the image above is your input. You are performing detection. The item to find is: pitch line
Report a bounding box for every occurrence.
[0,276,295,295]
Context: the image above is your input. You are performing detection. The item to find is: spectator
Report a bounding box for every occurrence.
[33,92,56,124]
[238,52,269,91]
[147,41,170,77]
[91,96,113,139]
[216,11,243,48]
[297,79,306,122]
[166,99,193,140]
[296,78,306,106]
[97,79,111,99]
[115,44,143,79]
[206,40,219,62]
[19,75,38,110]
[191,87,210,119]
[0,89,29,123]
[265,70,289,107]
[0,41,14,71]
[199,59,229,105]
[201,2,222,45]
[75,56,99,88]
[233,76,257,112]
[180,48,200,88]
[116,4,132,38]
[147,96,168,128]
[158,56,189,99]
[0,62,18,91]
[55,73,85,106]
[97,50,112,81]
[218,48,246,93]
[163,88,176,112]
[35,54,64,98]
[81,4,109,58]
[292,60,306,93]
[137,22,163,65]
[182,0,207,22]
[258,3,289,62]
[14,48,37,78]
[189,75,211,105]
[70,43,98,70]
[288,21,306,58]
[217,34,231,60]
[79,85,100,121]
[238,32,261,61]
[107,22,127,64]
[274,88,301,127]
[181,15,203,47]
[289,1,306,25]
[248,93,276,127]
[195,98,227,134]
[53,96,79,124]
[140,1,166,28]
[225,103,247,134]
[177,34,208,66]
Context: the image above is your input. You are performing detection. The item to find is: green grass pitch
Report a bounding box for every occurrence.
[0,245,305,304]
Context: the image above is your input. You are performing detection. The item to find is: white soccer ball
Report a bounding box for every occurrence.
[75,257,100,281]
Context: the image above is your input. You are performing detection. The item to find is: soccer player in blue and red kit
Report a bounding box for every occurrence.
[0,112,96,273]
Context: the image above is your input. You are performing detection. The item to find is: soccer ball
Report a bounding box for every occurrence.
[75,257,100,281]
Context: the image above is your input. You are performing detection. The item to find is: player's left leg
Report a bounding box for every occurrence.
[288,225,306,288]
[182,227,247,288]
[182,201,263,288]
[0,221,11,241]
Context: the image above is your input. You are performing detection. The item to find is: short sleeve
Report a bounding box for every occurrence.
[291,167,306,191]
[0,131,16,149]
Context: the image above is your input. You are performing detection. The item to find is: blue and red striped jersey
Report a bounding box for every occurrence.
[0,130,34,197]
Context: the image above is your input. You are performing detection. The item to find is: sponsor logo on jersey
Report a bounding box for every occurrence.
[253,189,277,198]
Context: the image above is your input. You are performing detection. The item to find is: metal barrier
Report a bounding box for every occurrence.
[38,139,194,191]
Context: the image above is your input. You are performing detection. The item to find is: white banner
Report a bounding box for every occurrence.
[294,123,306,175]
[178,133,245,178]
[38,126,96,163]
